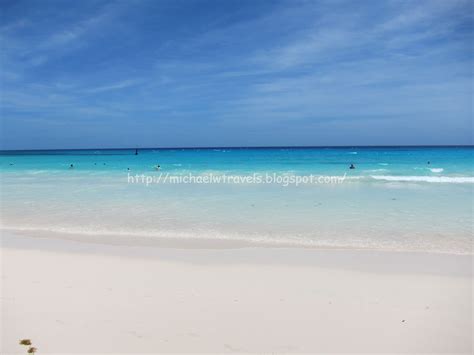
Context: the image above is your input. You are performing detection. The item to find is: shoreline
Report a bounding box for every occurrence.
[2,227,472,256]
[1,231,473,277]
[2,231,473,353]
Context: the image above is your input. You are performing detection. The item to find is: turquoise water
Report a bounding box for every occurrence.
[1,147,473,254]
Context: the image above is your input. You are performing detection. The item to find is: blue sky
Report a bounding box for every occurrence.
[1,0,472,149]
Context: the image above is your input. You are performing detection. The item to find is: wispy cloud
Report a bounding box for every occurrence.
[83,79,144,94]
[1,0,472,149]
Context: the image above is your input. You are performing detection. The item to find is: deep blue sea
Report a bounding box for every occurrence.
[1,146,472,254]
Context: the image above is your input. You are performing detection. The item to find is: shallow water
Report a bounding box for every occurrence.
[1,146,472,254]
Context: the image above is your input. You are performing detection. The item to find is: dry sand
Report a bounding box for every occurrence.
[1,232,472,354]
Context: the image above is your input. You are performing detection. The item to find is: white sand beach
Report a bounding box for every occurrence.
[2,0,473,353]
[1,232,472,354]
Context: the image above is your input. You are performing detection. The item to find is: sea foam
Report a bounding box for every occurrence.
[371,175,474,183]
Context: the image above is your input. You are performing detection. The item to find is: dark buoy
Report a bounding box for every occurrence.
[349,163,355,169]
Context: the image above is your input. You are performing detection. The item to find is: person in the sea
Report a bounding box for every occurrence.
[427,161,430,164]
[155,164,161,170]
[349,163,355,169]
[69,164,74,169]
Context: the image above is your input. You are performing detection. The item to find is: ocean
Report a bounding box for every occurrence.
[1,146,472,254]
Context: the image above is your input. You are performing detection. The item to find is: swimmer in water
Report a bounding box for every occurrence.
[155,164,161,170]
[349,163,355,169]
[69,164,74,169]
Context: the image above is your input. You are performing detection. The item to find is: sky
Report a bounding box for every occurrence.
[0,0,472,149]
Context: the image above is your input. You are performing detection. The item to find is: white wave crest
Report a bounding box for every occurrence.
[430,168,444,173]
[371,175,474,183]
[367,169,388,172]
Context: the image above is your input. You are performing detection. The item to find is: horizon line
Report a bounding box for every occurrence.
[1,144,473,152]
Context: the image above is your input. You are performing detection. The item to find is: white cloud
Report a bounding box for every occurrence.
[84,79,143,94]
